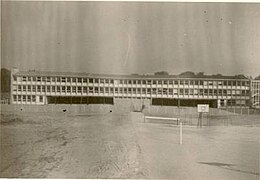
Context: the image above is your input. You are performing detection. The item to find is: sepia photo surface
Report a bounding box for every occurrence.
[1,1,260,179]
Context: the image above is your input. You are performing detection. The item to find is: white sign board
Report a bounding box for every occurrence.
[197,104,209,113]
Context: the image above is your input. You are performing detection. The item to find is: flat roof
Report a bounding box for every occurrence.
[14,70,250,81]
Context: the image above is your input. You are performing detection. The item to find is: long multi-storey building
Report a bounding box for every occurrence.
[251,80,260,109]
[10,68,260,109]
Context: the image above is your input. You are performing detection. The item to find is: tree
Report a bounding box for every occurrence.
[234,74,247,79]
[179,71,195,77]
[196,72,205,77]
[154,71,169,76]
[255,75,260,80]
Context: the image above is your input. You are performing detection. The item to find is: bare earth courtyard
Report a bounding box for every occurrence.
[0,111,259,179]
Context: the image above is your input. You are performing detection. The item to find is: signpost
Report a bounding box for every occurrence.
[197,104,209,128]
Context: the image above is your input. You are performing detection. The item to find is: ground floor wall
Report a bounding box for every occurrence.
[10,94,251,109]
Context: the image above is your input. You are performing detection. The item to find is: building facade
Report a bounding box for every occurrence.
[10,69,258,109]
[251,80,260,109]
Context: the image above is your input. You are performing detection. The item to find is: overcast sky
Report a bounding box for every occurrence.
[2,2,260,77]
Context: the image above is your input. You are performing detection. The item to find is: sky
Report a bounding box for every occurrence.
[2,2,260,77]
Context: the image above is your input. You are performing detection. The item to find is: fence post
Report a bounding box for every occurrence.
[180,122,183,145]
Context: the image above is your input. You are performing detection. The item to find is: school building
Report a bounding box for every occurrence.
[10,68,260,109]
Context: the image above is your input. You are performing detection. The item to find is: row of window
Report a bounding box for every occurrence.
[13,85,250,96]
[13,95,43,102]
[14,76,250,87]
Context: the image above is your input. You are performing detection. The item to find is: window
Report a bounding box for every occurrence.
[208,81,213,86]
[157,88,162,95]
[62,77,66,82]
[67,86,71,93]
[99,79,105,84]
[133,88,136,94]
[152,88,157,94]
[174,80,179,85]
[18,95,21,102]
[72,78,76,83]
[110,88,113,93]
[47,86,50,92]
[83,78,87,83]
[163,80,168,85]
[72,86,76,93]
[100,87,104,93]
[37,85,41,92]
[228,81,232,86]
[23,85,26,91]
[152,80,157,85]
[115,88,118,93]
[89,87,93,93]
[57,86,61,92]
[13,85,17,92]
[158,80,162,85]
[78,78,82,83]
[42,86,45,92]
[105,79,109,84]
[180,89,184,95]
[28,77,31,81]
[180,80,184,85]
[194,89,198,95]
[137,80,141,84]
[190,89,194,95]
[142,80,146,85]
[13,76,17,81]
[209,89,213,96]
[62,86,66,93]
[42,77,46,82]
[47,77,51,82]
[52,86,56,92]
[37,77,41,82]
[185,89,189,95]
[190,81,194,85]
[57,77,61,82]
[94,79,99,83]
[83,87,87,93]
[78,87,82,93]
[51,77,56,82]
[184,80,189,85]
[142,88,146,94]
[22,76,27,82]
[32,85,36,92]
[163,88,167,95]
[89,79,93,83]
[39,96,43,102]
[13,95,17,101]
[147,80,152,85]
[133,80,136,84]
[169,89,173,95]
[95,87,98,93]
[32,95,36,102]
[23,95,26,101]
[169,80,173,85]
[105,87,109,93]
[147,88,152,94]
[17,85,21,92]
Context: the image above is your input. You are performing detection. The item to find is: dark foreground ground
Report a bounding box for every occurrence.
[0,111,259,179]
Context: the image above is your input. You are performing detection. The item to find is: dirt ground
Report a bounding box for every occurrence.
[0,111,259,179]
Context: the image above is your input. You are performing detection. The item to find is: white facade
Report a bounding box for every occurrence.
[11,70,252,108]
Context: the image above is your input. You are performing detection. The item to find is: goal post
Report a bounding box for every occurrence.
[143,115,183,145]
